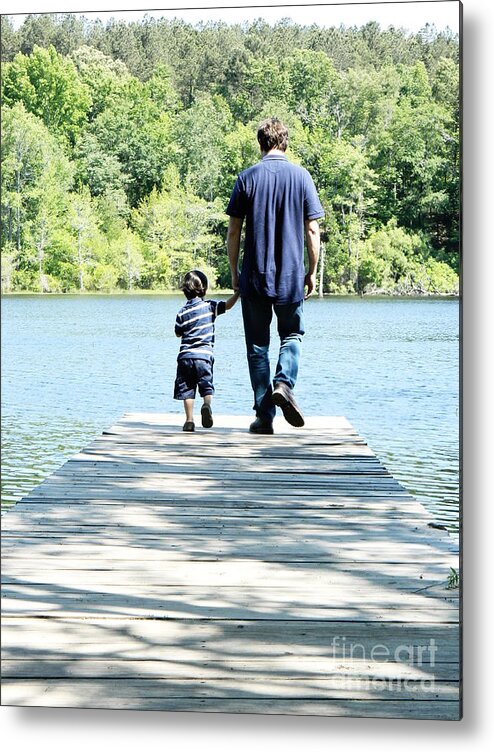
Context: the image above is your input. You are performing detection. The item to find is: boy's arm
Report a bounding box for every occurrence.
[213,290,240,318]
[225,289,240,311]
[175,313,183,337]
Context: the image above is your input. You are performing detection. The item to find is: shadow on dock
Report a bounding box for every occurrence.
[1,414,460,718]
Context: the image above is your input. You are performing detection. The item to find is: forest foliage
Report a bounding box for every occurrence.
[1,13,460,294]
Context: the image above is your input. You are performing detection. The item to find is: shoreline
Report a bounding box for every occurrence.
[1,290,460,299]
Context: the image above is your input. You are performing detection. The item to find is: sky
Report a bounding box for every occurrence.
[4,1,461,35]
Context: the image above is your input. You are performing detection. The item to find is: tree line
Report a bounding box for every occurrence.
[1,13,460,295]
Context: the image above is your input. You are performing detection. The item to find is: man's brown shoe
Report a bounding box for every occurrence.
[271,382,305,427]
[249,417,274,434]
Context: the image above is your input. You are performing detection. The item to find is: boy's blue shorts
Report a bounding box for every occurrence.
[174,358,215,400]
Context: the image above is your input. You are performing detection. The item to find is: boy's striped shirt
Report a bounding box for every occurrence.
[175,297,226,361]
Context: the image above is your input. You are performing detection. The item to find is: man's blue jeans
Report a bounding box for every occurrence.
[241,296,305,422]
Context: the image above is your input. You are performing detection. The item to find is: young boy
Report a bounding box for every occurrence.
[174,270,239,432]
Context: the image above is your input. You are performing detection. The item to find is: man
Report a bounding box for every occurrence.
[226,117,324,434]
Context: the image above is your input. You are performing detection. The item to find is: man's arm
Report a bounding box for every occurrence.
[304,218,320,299]
[227,216,243,291]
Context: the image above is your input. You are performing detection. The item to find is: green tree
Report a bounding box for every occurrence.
[70,45,131,119]
[146,63,180,113]
[89,77,176,206]
[219,122,260,202]
[1,103,73,290]
[174,94,233,202]
[284,49,337,130]
[133,170,220,289]
[94,188,130,240]
[367,60,457,257]
[155,21,203,106]
[109,228,145,290]
[67,188,100,291]
[16,13,58,55]
[311,134,377,291]
[28,158,73,292]
[331,66,401,143]
[2,15,459,295]
[16,12,87,57]
[359,220,421,289]
[2,45,91,143]
[234,55,288,122]
[1,16,18,61]
[103,18,143,77]
[430,57,460,261]
[74,131,128,196]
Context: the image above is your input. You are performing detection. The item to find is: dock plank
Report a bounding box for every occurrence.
[1,413,460,719]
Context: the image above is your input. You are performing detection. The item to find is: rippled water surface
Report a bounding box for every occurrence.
[1,294,460,532]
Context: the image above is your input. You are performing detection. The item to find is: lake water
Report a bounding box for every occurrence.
[1,294,460,533]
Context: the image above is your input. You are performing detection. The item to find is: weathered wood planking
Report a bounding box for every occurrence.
[1,413,460,719]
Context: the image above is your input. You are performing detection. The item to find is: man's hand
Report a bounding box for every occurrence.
[304,272,317,299]
[231,268,240,292]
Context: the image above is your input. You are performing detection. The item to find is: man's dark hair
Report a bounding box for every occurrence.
[182,270,208,299]
[257,118,289,153]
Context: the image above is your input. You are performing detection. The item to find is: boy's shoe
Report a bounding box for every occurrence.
[201,403,213,428]
[183,421,195,432]
[271,382,305,427]
[249,417,274,435]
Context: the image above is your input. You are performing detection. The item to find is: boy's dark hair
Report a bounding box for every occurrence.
[182,270,208,299]
[257,117,288,153]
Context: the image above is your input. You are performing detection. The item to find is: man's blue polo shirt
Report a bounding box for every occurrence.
[226,154,324,304]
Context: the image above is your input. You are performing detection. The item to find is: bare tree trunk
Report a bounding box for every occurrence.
[318,242,325,298]
[335,104,342,141]
[37,219,46,293]
[1,254,13,293]
[126,239,132,291]
[341,205,353,287]
[347,205,359,292]
[77,231,84,291]
[16,207,21,252]
[16,168,21,252]
[355,197,366,295]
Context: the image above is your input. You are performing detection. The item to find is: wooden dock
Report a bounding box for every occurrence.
[1,413,460,719]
